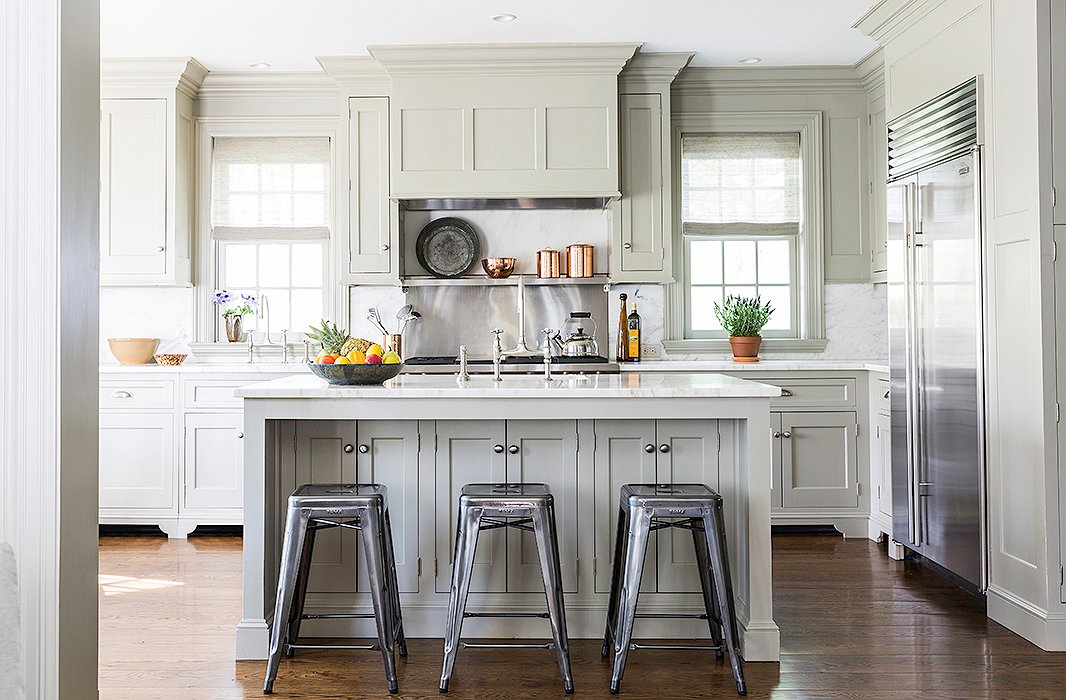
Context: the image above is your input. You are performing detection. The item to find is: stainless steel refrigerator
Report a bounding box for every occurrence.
[887,78,986,591]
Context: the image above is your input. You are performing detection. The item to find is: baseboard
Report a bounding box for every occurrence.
[987,584,1066,651]
[770,512,870,538]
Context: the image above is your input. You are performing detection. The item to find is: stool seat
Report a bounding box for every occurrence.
[265,483,406,695]
[603,483,746,696]
[440,482,573,694]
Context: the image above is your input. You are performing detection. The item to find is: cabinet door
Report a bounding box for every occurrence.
[770,413,783,509]
[99,413,175,510]
[593,420,657,594]
[779,412,859,509]
[874,412,893,521]
[100,98,167,276]
[294,420,358,595]
[434,421,508,593]
[654,420,720,594]
[355,420,420,593]
[870,98,888,276]
[183,412,243,511]
[504,420,579,593]
[613,93,667,281]
[347,97,392,276]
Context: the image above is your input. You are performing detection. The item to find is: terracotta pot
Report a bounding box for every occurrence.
[729,335,762,363]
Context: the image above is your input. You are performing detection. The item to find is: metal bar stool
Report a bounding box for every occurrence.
[264,484,407,695]
[439,483,574,694]
[601,483,746,696]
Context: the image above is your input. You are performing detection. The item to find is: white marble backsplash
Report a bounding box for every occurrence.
[99,287,195,364]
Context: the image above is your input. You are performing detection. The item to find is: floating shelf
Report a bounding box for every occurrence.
[399,274,610,288]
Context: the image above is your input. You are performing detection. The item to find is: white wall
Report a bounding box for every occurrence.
[99,287,195,363]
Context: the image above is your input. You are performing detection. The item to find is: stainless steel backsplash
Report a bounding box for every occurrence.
[404,284,609,358]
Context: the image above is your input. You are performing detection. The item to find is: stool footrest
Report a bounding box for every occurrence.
[461,642,555,650]
[300,613,376,620]
[634,613,709,620]
[463,611,550,619]
[288,643,379,651]
[629,643,722,652]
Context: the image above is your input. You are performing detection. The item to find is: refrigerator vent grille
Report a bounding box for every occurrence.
[887,78,978,181]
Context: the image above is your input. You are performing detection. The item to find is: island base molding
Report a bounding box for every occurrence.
[987,585,1066,652]
[235,604,780,662]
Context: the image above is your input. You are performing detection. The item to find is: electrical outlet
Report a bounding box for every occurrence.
[641,344,660,358]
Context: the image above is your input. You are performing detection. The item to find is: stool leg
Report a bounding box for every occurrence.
[382,507,408,657]
[285,524,318,658]
[532,502,574,694]
[601,505,629,658]
[439,503,482,693]
[691,521,724,660]
[264,505,310,694]
[609,507,651,694]
[703,508,747,696]
[360,505,399,694]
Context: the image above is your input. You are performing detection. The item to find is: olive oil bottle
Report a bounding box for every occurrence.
[627,302,642,362]
[616,293,630,362]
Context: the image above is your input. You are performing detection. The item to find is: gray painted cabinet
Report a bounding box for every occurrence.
[345,96,394,279]
[772,411,859,510]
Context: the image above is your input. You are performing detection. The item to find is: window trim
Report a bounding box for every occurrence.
[664,111,827,354]
[193,117,340,345]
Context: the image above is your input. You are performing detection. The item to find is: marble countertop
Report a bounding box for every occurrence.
[237,372,782,399]
[630,359,890,374]
[100,363,308,374]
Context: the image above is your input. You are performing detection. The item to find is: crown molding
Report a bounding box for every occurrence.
[198,71,339,100]
[101,57,208,98]
[316,55,391,94]
[673,65,865,96]
[852,0,951,44]
[619,51,695,90]
[854,48,886,91]
[367,42,641,77]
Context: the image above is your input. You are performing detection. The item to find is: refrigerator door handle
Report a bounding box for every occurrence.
[904,181,923,546]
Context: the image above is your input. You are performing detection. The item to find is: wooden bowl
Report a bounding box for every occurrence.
[108,338,159,365]
[482,257,517,279]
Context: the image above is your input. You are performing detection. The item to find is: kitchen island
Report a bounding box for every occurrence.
[235,372,781,662]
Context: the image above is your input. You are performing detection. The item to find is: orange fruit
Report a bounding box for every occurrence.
[352,351,367,364]
[319,355,335,364]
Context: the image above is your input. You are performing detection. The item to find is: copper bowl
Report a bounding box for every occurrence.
[481,257,517,279]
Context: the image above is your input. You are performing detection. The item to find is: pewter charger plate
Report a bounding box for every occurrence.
[415,217,481,278]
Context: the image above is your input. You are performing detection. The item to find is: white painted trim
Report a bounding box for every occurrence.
[198,71,339,100]
[367,42,641,77]
[193,117,342,343]
[673,66,866,96]
[852,0,952,44]
[987,584,1066,651]
[665,111,827,350]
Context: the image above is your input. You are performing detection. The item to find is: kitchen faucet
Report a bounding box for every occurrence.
[500,275,538,358]
[257,294,276,345]
[491,329,505,382]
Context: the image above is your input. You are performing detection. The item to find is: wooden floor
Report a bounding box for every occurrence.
[99,533,1066,699]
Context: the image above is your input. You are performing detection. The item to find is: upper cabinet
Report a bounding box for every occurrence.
[368,44,639,200]
[345,96,395,280]
[610,53,692,283]
[100,58,206,286]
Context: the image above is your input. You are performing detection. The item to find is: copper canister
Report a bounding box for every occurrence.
[536,249,561,278]
[566,244,594,278]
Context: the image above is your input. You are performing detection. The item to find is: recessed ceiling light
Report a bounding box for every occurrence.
[249,62,271,69]
[738,57,762,65]
[492,13,517,22]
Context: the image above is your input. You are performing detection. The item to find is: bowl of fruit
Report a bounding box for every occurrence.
[307,320,403,386]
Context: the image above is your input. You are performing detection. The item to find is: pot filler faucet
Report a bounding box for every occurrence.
[500,275,539,358]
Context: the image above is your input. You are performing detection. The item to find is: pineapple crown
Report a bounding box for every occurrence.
[307,319,351,354]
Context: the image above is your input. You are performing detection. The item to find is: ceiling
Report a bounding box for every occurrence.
[101,0,879,72]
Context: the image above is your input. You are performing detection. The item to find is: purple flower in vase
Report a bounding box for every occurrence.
[240,292,259,309]
[213,289,234,306]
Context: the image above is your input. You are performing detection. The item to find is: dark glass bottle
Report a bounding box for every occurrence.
[627,302,642,363]
[617,293,629,362]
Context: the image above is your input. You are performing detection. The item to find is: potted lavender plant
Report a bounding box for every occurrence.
[214,289,258,342]
[713,295,774,363]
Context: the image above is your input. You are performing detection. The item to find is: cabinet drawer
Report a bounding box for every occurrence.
[760,378,857,409]
[875,379,891,414]
[100,380,174,410]
[184,380,250,410]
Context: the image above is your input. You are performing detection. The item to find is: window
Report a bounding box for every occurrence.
[682,133,800,338]
[666,111,825,352]
[210,137,330,339]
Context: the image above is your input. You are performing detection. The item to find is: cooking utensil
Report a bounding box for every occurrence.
[367,307,389,335]
[481,257,517,279]
[396,304,412,325]
[566,244,594,278]
[400,310,421,335]
[415,217,481,278]
[108,338,160,365]
[536,249,561,278]
[307,361,404,386]
[551,312,599,356]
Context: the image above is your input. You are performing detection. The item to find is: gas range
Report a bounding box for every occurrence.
[403,355,620,375]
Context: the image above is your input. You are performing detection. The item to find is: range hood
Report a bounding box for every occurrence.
[398,196,614,211]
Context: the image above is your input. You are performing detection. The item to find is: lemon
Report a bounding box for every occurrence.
[383,355,400,365]
[334,356,352,365]
[367,343,384,357]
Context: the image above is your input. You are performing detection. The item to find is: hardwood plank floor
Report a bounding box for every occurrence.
[98,533,1066,699]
